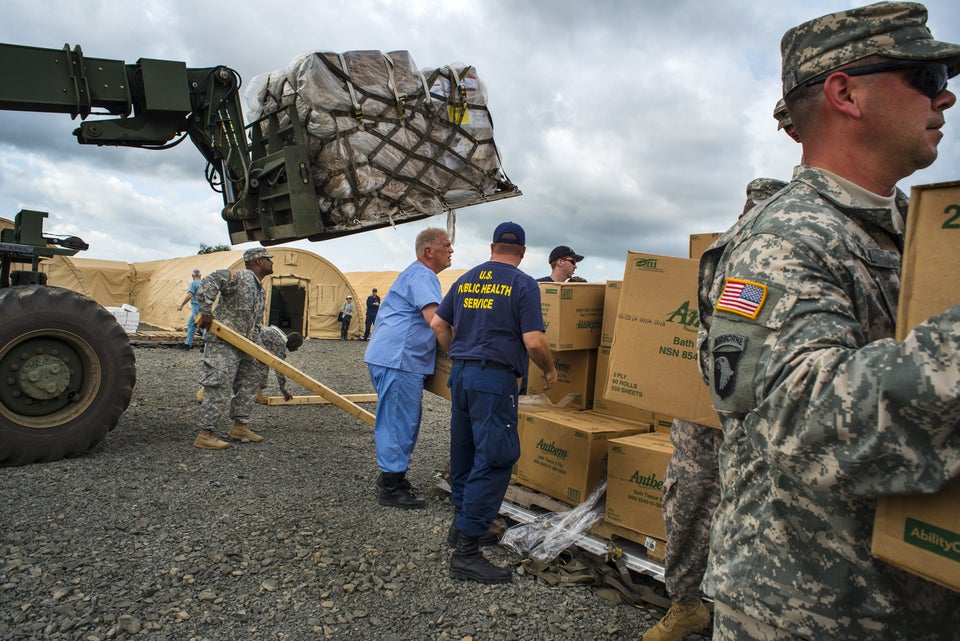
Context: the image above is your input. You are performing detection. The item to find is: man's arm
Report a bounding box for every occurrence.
[430,313,454,351]
[523,330,557,390]
[421,302,439,326]
[177,291,192,311]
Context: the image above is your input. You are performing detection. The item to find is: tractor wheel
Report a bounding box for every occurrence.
[0,285,136,466]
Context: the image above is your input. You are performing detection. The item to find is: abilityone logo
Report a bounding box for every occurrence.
[537,439,568,459]
[904,518,960,561]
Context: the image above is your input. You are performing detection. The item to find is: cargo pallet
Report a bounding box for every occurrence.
[439,479,665,584]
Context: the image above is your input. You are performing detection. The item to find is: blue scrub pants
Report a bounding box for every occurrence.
[185,304,201,345]
[448,363,520,538]
[368,364,425,473]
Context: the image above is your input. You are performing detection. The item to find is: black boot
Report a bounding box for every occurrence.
[446,518,500,547]
[450,534,512,584]
[378,472,426,509]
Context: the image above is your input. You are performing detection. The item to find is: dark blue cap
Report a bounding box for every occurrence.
[492,221,525,246]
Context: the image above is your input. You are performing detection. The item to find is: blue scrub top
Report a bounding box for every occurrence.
[364,261,442,375]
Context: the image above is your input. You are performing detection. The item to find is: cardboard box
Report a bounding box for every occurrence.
[601,280,622,347]
[593,345,657,424]
[605,252,720,428]
[895,181,960,341]
[539,283,605,351]
[872,477,960,592]
[526,349,597,410]
[604,432,674,540]
[871,181,960,592]
[689,232,723,260]
[424,344,453,400]
[514,408,648,506]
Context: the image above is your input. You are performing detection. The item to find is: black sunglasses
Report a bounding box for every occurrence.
[804,61,949,100]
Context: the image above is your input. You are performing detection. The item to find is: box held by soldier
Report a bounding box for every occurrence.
[871,180,960,592]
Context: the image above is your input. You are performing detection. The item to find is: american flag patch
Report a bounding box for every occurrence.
[716,278,767,319]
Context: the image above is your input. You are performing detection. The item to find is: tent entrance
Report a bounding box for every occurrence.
[268,282,307,334]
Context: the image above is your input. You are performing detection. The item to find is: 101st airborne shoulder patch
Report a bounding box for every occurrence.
[715,278,767,320]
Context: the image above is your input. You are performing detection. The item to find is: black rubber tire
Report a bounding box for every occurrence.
[0,285,136,466]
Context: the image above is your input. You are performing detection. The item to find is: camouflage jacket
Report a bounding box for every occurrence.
[196,268,265,344]
[697,165,960,637]
[260,325,289,391]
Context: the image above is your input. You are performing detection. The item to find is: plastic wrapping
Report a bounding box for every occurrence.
[500,481,607,563]
[245,50,513,232]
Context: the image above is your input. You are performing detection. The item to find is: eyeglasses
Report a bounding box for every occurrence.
[559,258,577,265]
[804,61,949,100]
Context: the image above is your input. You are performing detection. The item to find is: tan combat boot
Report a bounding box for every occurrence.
[642,601,710,641]
[194,429,229,450]
[227,420,263,442]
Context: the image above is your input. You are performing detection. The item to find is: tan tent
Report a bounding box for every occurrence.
[132,248,361,339]
[37,247,362,340]
[346,269,466,301]
[40,256,134,307]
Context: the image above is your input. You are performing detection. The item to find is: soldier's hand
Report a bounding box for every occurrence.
[198,314,214,330]
[282,389,293,402]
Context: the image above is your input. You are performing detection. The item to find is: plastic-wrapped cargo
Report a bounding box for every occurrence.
[246,50,518,233]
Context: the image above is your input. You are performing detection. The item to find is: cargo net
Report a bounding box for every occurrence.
[246,50,518,231]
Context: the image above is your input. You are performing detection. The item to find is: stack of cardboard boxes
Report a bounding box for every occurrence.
[425,183,960,589]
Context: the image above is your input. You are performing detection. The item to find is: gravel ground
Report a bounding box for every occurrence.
[0,339,712,641]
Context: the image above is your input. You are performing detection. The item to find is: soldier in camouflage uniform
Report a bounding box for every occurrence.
[697,3,960,639]
[193,247,273,449]
[257,325,303,402]
[644,179,788,641]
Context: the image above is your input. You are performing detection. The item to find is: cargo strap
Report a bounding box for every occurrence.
[520,548,672,610]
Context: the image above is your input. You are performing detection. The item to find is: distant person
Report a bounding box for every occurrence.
[365,228,454,509]
[257,325,304,402]
[363,288,381,340]
[698,3,960,639]
[535,245,584,283]
[339,295,354,340]
[176,269,202,350]
[431,221,557,584]
[193,248,273,449]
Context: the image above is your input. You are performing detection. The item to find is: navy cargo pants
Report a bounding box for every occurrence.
[448,362,520,538]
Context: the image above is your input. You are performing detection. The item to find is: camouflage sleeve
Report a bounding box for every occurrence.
[707,233,960,497]
[195,270,233,315]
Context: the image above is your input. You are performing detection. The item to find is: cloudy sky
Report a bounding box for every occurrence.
[2,0,958,282]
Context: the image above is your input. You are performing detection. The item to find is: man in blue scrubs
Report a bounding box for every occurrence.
[365,228,454,508]
[431,221,557,583]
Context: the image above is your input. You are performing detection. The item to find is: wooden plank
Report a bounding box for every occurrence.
[260,393,378,406]
[205,319,376,427]
[503,482,572,514]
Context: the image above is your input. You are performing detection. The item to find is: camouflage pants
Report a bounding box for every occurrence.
[662,418,723,603]
[196,340,261,432]
[713,602,809,641]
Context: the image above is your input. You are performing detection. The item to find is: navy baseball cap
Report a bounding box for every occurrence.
[548,245,584,264]
[492,221,525,246]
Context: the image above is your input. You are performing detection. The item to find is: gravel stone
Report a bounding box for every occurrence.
[0,339,712,640]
